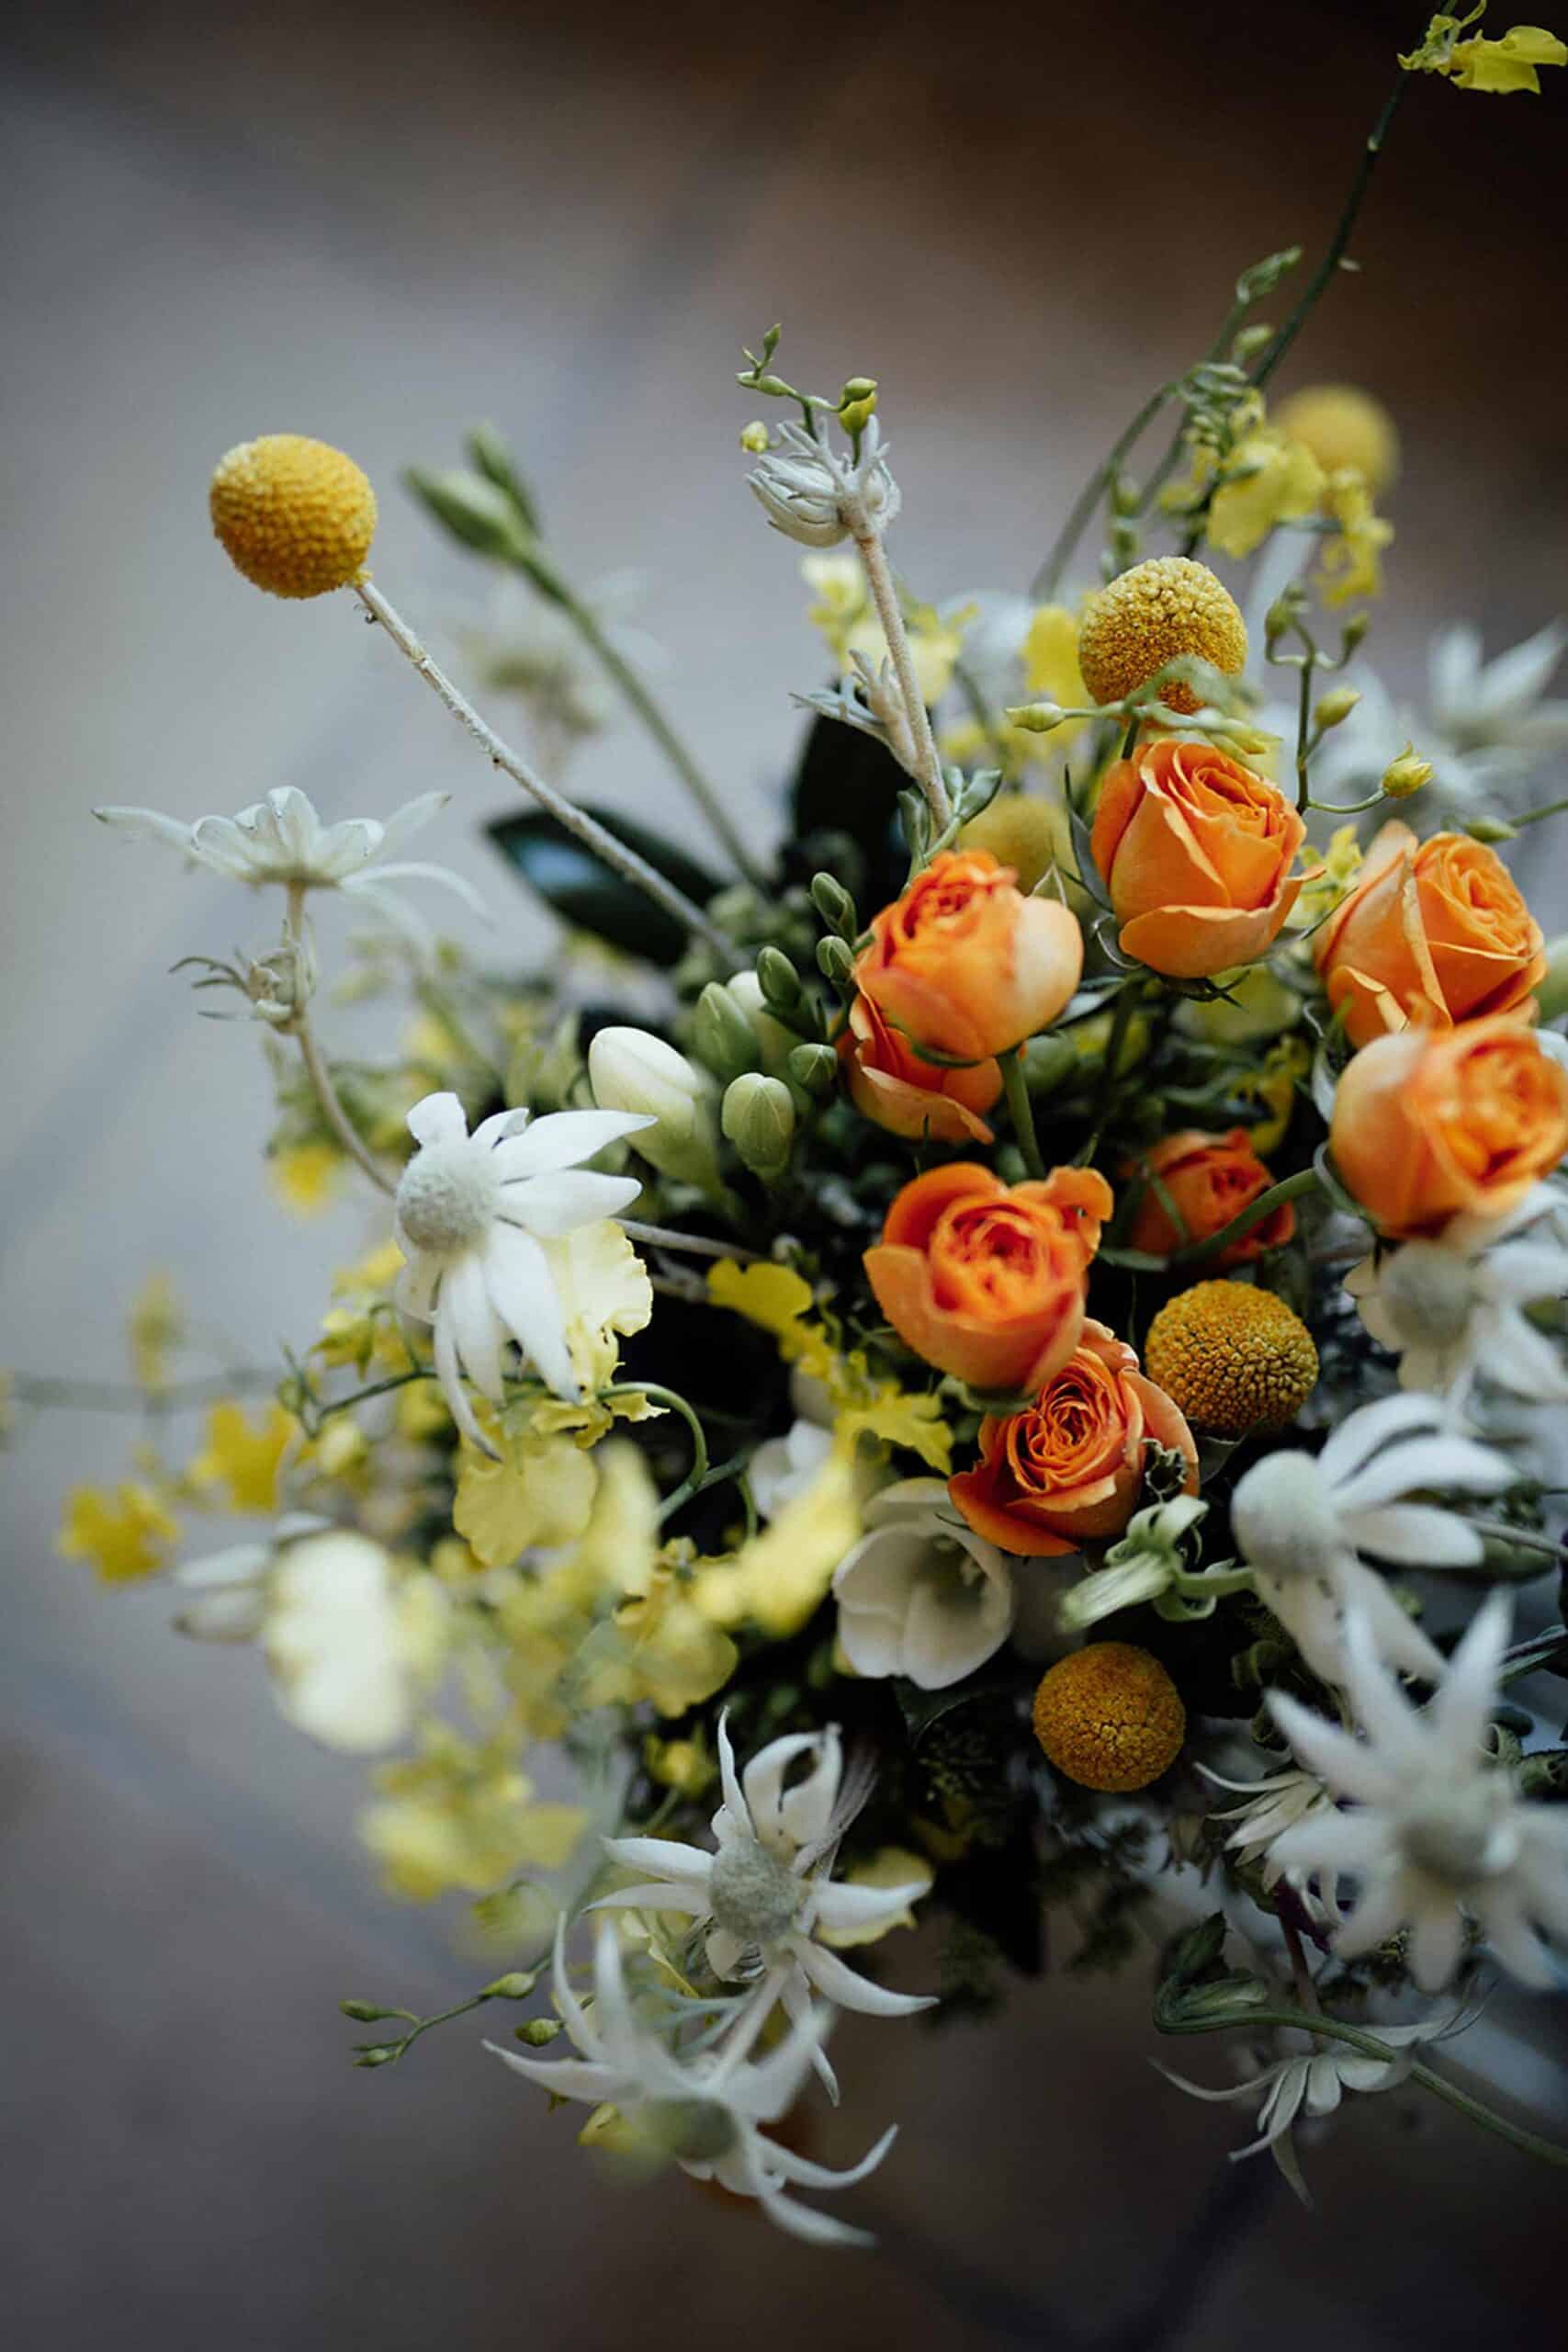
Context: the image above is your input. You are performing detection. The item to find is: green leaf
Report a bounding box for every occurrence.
[487,806,722,968]
[789,708,907,902]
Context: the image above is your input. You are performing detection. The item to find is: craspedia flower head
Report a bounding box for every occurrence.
[1077,558,1247,717]
[1273,384,1399,497]
[209,435,378,598]
[1143,1280,1317,1435]
[1032,1642,1185,1792]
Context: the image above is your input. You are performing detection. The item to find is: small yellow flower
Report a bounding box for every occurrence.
[1032,1643,1185,1792]
[1237,1038,1312,1158]
[362,1729,585,1902]
[1077,558,1247,716]
[642,1733,716,1799]
[269,1141,345,1216]
[1021,604,1089,743]
[189,1400,296,1512]
[1206,415,1325,560]
[59,1482,178,1583]
[1292,821,1364,932]
[1273,385,1400,497]
[1401,11,1565,94]
[694,1443,862,1636]
[453,1423,598,1567]
[209,434,377,598]
[705,1258,835,1383]
[1144,1282,1318,1435]
[127,1271,183,1395]
[1316,468,1393,605]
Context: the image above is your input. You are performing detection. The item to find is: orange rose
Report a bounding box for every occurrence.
[865,1161,1112,1394]
[1125,1127,1294,1265]
[853,848,1082,1061]
[1314,820,1544,1049]
[837,991,1001,1145]
[1090,738,1309,979]
[1331,1013,1568,1237]
[948,1321,1198,1555]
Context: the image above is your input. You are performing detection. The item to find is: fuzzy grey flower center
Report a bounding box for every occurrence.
[1404,1780,1518,1887]
[1230,1453,1341,1580]
[396,1139,498,1255]
[708,1835,803,1948]
[641,2096,739,2165]
[1381,1242,1477,1351]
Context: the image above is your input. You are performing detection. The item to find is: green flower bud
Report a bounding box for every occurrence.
[739,420,770,454]
[1462,814,1517,842]
[694,981,761,1083]
[1263,596,1296,643]
[1314,686,1360,729]
[403,468,530,560]
[723,969,800,1075]
[1021,1032,1077,1092]
[1230,322,1274,362]
[809,870,858,938]
[816,934,855,989]
[513,2018,563,2047]
[1004,701,1066,734]
[1533,933,1568,1024]
[481,1970,539,2001]
[722,1072,796,1181]
[340,1998,403,2024]
[840,376,878,403]
[353,2043,401,2067]
[756,945,806,1015]
[787,1041,840,1098]
[839,396,878,436]
[588,1026,721,1192]
[1382,743,1434,799]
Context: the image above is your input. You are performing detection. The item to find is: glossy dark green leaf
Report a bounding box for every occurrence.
[486,806,722,968]
[789,707,908,902]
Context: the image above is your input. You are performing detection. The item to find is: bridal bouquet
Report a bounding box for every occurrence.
[33,7,1568,2242]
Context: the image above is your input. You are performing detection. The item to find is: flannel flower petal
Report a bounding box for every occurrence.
[1229,1394,1517,1681]
[488,1918,897,2246]
[393,1091,651,1449]
[95,784,488,949]
[1266,1598,1568,1991]
[593,1713,934,2098]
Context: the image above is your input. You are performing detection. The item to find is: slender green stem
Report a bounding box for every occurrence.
[1090,981,1143,1139]
[1032,387,1173,603]
[563,591,764,886]
[1168,1165,1324,1269]
[999,1047,1046,1181]
[1252,74,1410,394]
[1459,1519,1567,1562]
[354,578,737,963]
[1294,654,1317,812]
[8,1370,277,1413]
[1160,1999,1568,2173]
[283,878,398,1196]
[1308,788,1388,816]
[1508,796,1568,831]
[606,1383,710,1521]
[618,1219,760,1263]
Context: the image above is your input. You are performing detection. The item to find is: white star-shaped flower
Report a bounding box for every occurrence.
[1346,1190,1568,1423]
[1230,1393,1516,1682]
[489,1918,897,2246]
[96,784,487,950]
[393,1090,650,1448]
[1267,1596,1568,1991]
[592,1714,934,2097]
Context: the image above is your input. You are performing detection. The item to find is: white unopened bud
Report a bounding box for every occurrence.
[721,1072,796,1181]
[1230,1452,1338,1582]
[747,419,899,548]
[588,1027,720,1191]
[723,970,800,1077]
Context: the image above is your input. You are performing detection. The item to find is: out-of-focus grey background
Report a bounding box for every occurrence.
[4,2,1565,2343]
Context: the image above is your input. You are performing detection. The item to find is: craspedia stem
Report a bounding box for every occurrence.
[352,578,738,964]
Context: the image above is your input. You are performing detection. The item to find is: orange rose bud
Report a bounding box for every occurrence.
[853,849,1083,1062]
[1314,820,1545,1049]
[1090,739,1309,980]
[865,1161,1112,1395]
[1125,1128,1294,1265]
[837,992,1001,1146]
[1330,1013,1568,1238]
[949,1321,1197,1556]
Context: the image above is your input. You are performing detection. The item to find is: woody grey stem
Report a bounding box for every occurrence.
[353,577,738,962]
[848,522,952,832]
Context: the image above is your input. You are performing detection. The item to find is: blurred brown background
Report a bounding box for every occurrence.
[3,2,1565,2345]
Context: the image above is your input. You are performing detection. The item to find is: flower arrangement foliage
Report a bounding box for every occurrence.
[23,6,1568,2242]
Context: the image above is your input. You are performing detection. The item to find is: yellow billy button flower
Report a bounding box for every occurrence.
[1032,1642,1185,1793]
[209,434,378,598]
[1273,385,1400,498]
[1144,1281,1318,1436]
[1077,558,1247,717]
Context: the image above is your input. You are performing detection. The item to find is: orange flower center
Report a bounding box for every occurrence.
[929,1198,1068,1317]
[1434,1035,1562,1182]
[1002,1355,1122,1492]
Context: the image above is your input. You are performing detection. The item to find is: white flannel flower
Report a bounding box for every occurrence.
[95,785,487,950]
[1346,1193,1568,1423]
[1159,2009,1468,2202]
[593,1715,934,2094]
[748,417,901,549]
[832,1479,1015,1690]
[175,1525,441,1753]
[393,1091,651,1447]
[489,1919,897,2247]
[1230,1394,1516,1682]
[1198,1759,1343,1921]
[1268,1596,1568,1991]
